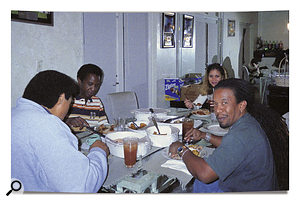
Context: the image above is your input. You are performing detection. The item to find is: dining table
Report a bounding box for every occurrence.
[75,107,219,193]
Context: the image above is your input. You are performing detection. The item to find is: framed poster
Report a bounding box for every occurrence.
[162,12,175,48]
[228,20,235,37]
[182,14,194,48]
[11,11,53,26]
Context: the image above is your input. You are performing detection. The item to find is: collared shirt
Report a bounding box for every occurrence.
[11,98,108,192]
[68,96,108,126]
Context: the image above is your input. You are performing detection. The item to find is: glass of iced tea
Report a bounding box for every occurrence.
[123,137,138,168]
[207,94,214,113]
[207,94,217,123]
[182,118,194,141]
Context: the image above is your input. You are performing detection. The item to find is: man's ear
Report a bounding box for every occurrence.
[77,77,82,86]
[239,100,247,113]
[57,93,66,105]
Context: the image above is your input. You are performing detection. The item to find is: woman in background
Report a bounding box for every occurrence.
[184,63,227,109]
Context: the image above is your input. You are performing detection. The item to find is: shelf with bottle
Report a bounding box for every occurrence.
[253,48,288,59]
[256,37,284,52]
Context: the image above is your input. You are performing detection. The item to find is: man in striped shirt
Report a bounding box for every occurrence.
[65,64,108,131]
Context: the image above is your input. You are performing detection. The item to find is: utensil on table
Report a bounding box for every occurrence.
[149,108,162,135]
[85,126,116,143]
[163,115,185,123]
[139,147,166,161]
[131,121,140,129]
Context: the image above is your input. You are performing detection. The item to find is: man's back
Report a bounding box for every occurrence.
[12,98,108,192]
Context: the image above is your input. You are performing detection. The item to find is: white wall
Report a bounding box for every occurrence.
[258,11,289,49]
[11,11,288,109]
[11,12,84,107]
[222,12,258,78]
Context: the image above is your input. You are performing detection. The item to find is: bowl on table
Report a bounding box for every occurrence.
[154,115,183,134]
[145,125,179,148]
[131,108,170,121]
[105,131,151,158]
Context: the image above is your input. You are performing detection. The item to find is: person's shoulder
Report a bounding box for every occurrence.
[90,96,103,104]
[91,96,100,100]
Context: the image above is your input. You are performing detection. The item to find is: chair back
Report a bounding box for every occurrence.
[241,65,250,81]
[106,91,139,121]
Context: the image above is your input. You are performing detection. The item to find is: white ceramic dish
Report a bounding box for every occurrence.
[154,115,183,134]
[131,108,170,121]
[126,120,150,131]
[200,123,229,136]
[190,109,211,119]
[105,131,151,158]
[146,125,179,147]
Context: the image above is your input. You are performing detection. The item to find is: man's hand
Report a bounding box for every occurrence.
[169,141,184,158]
[184,128,206,143]
[90,140,110,157]
[65,117,89,129]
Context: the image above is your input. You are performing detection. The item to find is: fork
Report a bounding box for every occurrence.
[131,121,140,129]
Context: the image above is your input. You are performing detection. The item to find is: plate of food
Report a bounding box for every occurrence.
[162,144,207,160]
[191,108,211,119]
[97,123,115,134]
[127,120,149,131]
[200,123,229,136]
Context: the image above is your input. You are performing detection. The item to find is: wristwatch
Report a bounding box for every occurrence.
[177,145,187,157]
[205,133,211,142]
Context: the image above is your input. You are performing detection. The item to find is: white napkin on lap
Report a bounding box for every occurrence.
[161,160,192,175]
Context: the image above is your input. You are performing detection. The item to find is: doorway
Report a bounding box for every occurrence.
[238,22,251,78]
[83,12,149,121]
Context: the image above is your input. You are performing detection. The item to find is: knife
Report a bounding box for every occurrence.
[139,147,166,161]
[85,127,116,143]
[163,114,186,123]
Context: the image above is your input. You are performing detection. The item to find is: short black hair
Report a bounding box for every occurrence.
[23,70,79,108]
[77,64,104,81]
[215,78,255,111]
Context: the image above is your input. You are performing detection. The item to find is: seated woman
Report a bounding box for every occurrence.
[184,63,227,110]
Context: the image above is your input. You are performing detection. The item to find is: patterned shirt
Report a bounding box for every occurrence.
[68,96,108,127]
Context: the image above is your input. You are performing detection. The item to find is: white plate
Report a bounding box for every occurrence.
[190,109,211,119]
[200,123,229,136]
[190,114,210,119]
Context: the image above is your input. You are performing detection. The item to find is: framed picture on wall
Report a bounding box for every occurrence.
[182,14,194,48]
[228,20,235,37]
[11,11,53,26]
[162,12,175,48]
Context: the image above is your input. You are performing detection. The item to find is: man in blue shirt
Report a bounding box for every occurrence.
[11,70,109,193]
[170,78,277,192]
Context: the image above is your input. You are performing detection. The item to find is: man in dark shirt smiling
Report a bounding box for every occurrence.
[170,78,277,192]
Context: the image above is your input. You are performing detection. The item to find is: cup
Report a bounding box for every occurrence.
[115,117,126,131]
[85,134,101,146]
[182,118,194,141]
[207,94,214,113]
[123,137,138,168]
